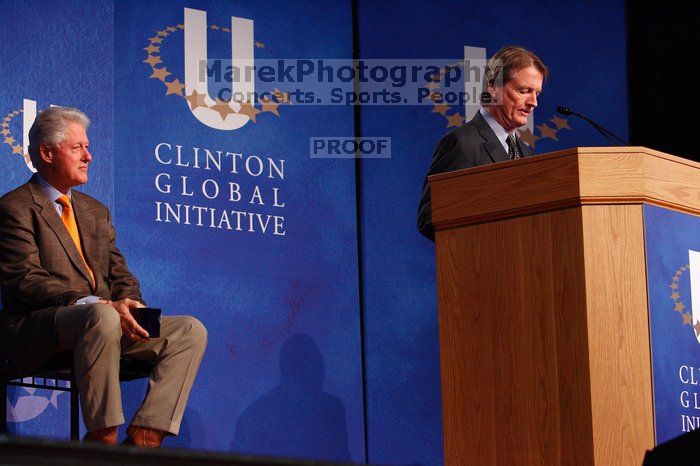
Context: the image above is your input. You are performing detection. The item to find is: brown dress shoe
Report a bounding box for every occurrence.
[124,425,166,448]
[83,426,118,445]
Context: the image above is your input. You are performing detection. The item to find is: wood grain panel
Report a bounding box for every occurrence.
[431,152,582,228]
[436,207,595,465]
[433,147,692,465]
[430,147,700,229]
[577,152,645,198]
[580,204,655,465]
[577,149,700,214]
[642,152,700,212]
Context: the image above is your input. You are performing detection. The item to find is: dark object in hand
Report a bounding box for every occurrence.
[133,307,161,338]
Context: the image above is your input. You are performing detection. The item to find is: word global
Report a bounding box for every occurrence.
[154,174,285,206]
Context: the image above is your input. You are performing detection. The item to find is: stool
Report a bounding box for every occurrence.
[0,345,154,440]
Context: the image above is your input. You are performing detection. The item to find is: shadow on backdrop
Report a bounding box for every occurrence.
[231,333,351,462]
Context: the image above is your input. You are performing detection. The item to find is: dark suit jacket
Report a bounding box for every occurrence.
[0,175,143,377]
[417,111,534,240]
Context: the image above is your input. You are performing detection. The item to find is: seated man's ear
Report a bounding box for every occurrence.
[39,144,53,164]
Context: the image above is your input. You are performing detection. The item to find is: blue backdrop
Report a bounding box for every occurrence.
[645,205,700,444]
[0,0,115,440]
[0,1,629,464]
[113,0,363,459]
[357,1,628,464]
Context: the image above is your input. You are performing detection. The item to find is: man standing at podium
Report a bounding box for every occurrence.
[417,46,548,240]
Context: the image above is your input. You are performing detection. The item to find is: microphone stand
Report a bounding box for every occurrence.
[557,106,630,146]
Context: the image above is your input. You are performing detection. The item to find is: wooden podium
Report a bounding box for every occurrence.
[429,147,700,465]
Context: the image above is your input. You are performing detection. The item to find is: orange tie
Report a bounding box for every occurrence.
[57,194,95,286]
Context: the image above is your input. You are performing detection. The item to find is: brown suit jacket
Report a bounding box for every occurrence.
[0,175,143,377]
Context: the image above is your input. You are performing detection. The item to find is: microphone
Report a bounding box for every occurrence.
[556,106,573,116]
[556,105,629,146]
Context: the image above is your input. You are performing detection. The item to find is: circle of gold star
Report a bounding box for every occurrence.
[426,63,571,147]
[143,23,290,124]
[2,109,32,165]
[669,265,696,333]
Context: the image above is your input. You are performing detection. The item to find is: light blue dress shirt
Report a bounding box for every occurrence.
[479,107,512,153]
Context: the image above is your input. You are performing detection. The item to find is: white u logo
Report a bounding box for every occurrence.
[20,99,40,173]
[184,8,254,131]
[691,250,700,342]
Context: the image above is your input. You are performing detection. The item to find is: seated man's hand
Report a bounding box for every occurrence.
[100,298,149,342]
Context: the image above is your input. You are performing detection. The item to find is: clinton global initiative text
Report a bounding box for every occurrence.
[153,142,286,237]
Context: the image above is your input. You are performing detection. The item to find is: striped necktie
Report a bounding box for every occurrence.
[506,133,521,160]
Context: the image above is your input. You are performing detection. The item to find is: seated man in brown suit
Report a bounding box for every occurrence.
[0,106,207,447]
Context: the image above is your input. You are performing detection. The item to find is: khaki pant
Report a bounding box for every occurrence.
[54,303,207,435]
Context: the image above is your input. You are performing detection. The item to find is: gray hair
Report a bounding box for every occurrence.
[481,45,548,104]
[28,106,90,166]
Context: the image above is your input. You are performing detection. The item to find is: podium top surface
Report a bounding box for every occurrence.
[429,146,700,228]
